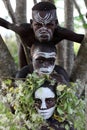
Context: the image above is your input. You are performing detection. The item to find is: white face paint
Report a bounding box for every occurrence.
[35,87,56,119]
[33,51,56,60]
[32,10,57,42]
[32,51,56,75]
[32,10,57,24]
[35,27,53,42]
[37,66,54,75]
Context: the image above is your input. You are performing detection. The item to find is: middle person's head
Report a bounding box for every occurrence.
[30,42,57,75]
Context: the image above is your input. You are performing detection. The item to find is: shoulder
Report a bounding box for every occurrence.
[52,26,66,44]
[47,117,75,130]
[18,23,34,34]
[16,64,33,78]
[54,65,70,82]
[19,23,31,29]
[54,65,67,73]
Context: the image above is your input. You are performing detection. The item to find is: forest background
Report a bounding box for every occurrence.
[0,0,87,129]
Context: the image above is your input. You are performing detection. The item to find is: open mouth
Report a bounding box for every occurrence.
[40,35,48,39]
[41,71,49,74]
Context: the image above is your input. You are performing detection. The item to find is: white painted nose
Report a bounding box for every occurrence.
[41,100,47,109]
[40,26,48,31]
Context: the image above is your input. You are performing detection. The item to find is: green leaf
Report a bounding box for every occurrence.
[57,107,64,115]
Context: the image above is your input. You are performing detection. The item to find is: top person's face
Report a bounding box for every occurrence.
[35,87,56,119]
[32,11,57,42]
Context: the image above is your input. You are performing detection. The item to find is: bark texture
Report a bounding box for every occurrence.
[64,0,74,76]
[0,35,17,78]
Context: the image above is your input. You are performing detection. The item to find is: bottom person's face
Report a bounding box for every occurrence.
[34,87,56,119]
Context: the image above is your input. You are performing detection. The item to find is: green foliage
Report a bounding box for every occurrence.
[83,23,87,29]
[0,73,48,130]
[74,43,80,55]
[0,73,85,130]
[4,34,18,66]
[54,82,85,130]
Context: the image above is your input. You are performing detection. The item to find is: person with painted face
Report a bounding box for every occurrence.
[0,1,86,68]
[31,42,56,75]
[34,79,74,130]
[16,42,69,82]
[34,82,56,120]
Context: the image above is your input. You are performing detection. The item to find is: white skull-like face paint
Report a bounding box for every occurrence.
[35,87,56,119]
[32,50,56,75]
[35,26,53,42]
[32,10,57,42]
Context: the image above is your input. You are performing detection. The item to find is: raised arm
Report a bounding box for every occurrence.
[0,17,31,35]
[53,26,84,44]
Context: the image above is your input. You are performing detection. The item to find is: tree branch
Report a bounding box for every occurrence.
[33,0,37,4]
[84,0,87,8]
[72,0,86,28]
[2,0,16,23]
[0,35,17,78]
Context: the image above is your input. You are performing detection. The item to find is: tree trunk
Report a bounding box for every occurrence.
[33,0,37,4]
[73,0,86,27]
[41,0,54,4]
[84,0,87,7]
[70,42,87,83]
[15,0,27,24]
[0,35,17,78]
[56,42,66,68]
[15,0,31,68]
[56,1,66,70]
[64,0,74,76]
[85,84,87,130]
[2,0,16,23]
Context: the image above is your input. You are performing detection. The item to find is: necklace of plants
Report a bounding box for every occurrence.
[0,72,85,130]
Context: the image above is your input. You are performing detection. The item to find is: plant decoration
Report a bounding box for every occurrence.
[0,72,85,130]
[54,82,85,130]
[0,73,52,130]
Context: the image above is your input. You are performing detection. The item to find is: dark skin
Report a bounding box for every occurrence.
[31,11,58,42]
[0,17,84,68]
[35,97,56,109]
[34,82,74,130]
[34,57,55,71]
[16,43,70,82]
